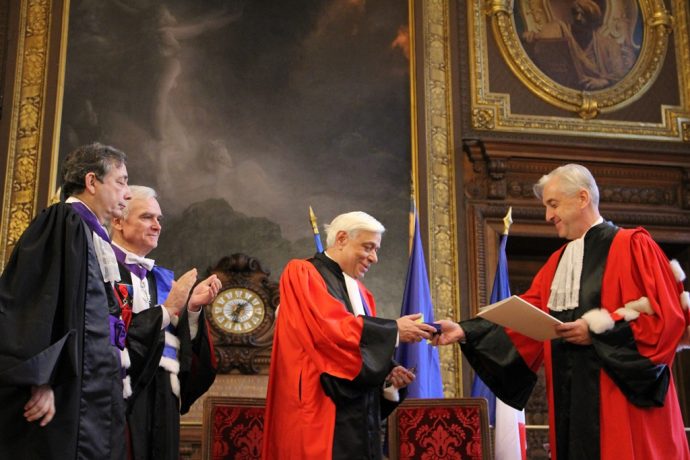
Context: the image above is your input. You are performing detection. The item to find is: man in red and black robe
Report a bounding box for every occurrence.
[262,211,437,460]
[437,164,690,460]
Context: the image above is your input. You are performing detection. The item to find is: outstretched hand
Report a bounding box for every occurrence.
[431,319,465,346]
[396,313,437,343]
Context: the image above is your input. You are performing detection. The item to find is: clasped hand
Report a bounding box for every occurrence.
[163,269,222,316]
[396,313,438,343]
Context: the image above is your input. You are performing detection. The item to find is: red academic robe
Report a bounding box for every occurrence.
[517,227,689,459]
[262,257,398,460]
[462,225,689,460]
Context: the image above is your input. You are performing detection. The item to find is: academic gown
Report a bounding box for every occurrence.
[115,264,216,460]
[0,203,126,459]
[460,222,690,460]
[262,253,401,460]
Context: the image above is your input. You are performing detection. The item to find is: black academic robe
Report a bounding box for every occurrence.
[116,264,216,460]
[0,203,125,459]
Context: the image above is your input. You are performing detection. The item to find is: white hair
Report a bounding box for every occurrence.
[324,211,385,248]
[533,164,600,207]
[122,185,158,218]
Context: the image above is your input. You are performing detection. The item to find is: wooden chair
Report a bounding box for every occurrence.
[388,398,492,460]
[202,396,266,460]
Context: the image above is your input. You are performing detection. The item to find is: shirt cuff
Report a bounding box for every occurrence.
[383,384,400,402]
[159,304,171,329]
[188,308,201,339]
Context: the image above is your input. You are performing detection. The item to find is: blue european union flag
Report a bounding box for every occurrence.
[395,208,444,398]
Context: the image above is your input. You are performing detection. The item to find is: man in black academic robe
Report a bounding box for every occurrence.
[110,185,219,459]
[0,143,132,459]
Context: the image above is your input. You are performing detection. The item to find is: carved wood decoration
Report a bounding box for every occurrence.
[205,253,278,375]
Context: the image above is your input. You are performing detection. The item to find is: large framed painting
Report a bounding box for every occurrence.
[469,0,690,140]
[55,0,414,316]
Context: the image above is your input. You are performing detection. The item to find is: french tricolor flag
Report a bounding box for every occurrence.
[471,231,527,460]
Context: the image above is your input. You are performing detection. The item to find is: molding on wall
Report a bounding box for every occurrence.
[1,0,53,265]
[419,0,462,397]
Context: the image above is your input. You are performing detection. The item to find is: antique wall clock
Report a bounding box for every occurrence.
[210,287,266,335]
[204,253,279,374]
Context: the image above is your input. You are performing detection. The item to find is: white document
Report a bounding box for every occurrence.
[476,295,563,341]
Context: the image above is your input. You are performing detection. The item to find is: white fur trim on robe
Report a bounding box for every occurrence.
[121,347,131,369]
[670,259,686,283]
[160,330,181,399]
[121,348,132,398]
[614,307,640,322]
[123,375,132,398]
[624,297,654,315]
[681,291,689,311]
[582,309,615,334]
[614,297,655,322]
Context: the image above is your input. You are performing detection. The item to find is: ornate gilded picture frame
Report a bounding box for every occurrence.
[469,0,690,140]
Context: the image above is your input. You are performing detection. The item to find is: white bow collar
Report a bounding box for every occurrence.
[124,253,155,271]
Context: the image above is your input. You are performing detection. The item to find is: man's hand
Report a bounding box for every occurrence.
[24,384,55,426]
[163,269,198,317]
[385,365,415,389]
[555,319,592,345]
[188,274,222,311]
[431,319,465,346]
[396,313,436,343]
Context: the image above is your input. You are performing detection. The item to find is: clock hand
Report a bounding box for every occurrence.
[230,303,244,322]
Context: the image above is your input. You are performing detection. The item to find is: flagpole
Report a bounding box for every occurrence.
[503,206,513,236]
[309,206,324,253]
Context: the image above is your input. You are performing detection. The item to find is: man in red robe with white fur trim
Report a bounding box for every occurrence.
[436,164,690,460]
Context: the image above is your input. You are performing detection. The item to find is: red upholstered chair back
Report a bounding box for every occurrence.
[202,397,266,460]
[388,398,492,460]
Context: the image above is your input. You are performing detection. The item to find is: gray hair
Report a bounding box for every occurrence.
[533,163,600,207]
[324,211,385,248]
[61,143,127,199]
[121,185,158,218]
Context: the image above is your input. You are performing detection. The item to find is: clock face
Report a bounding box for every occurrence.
[210,287,266,335]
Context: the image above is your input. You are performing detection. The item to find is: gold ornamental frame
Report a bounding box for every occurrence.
[470,0,690,140]
[1,0,462,396]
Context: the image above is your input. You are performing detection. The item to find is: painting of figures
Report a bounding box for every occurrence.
[60,0,413,315]
[516,0,643,90]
